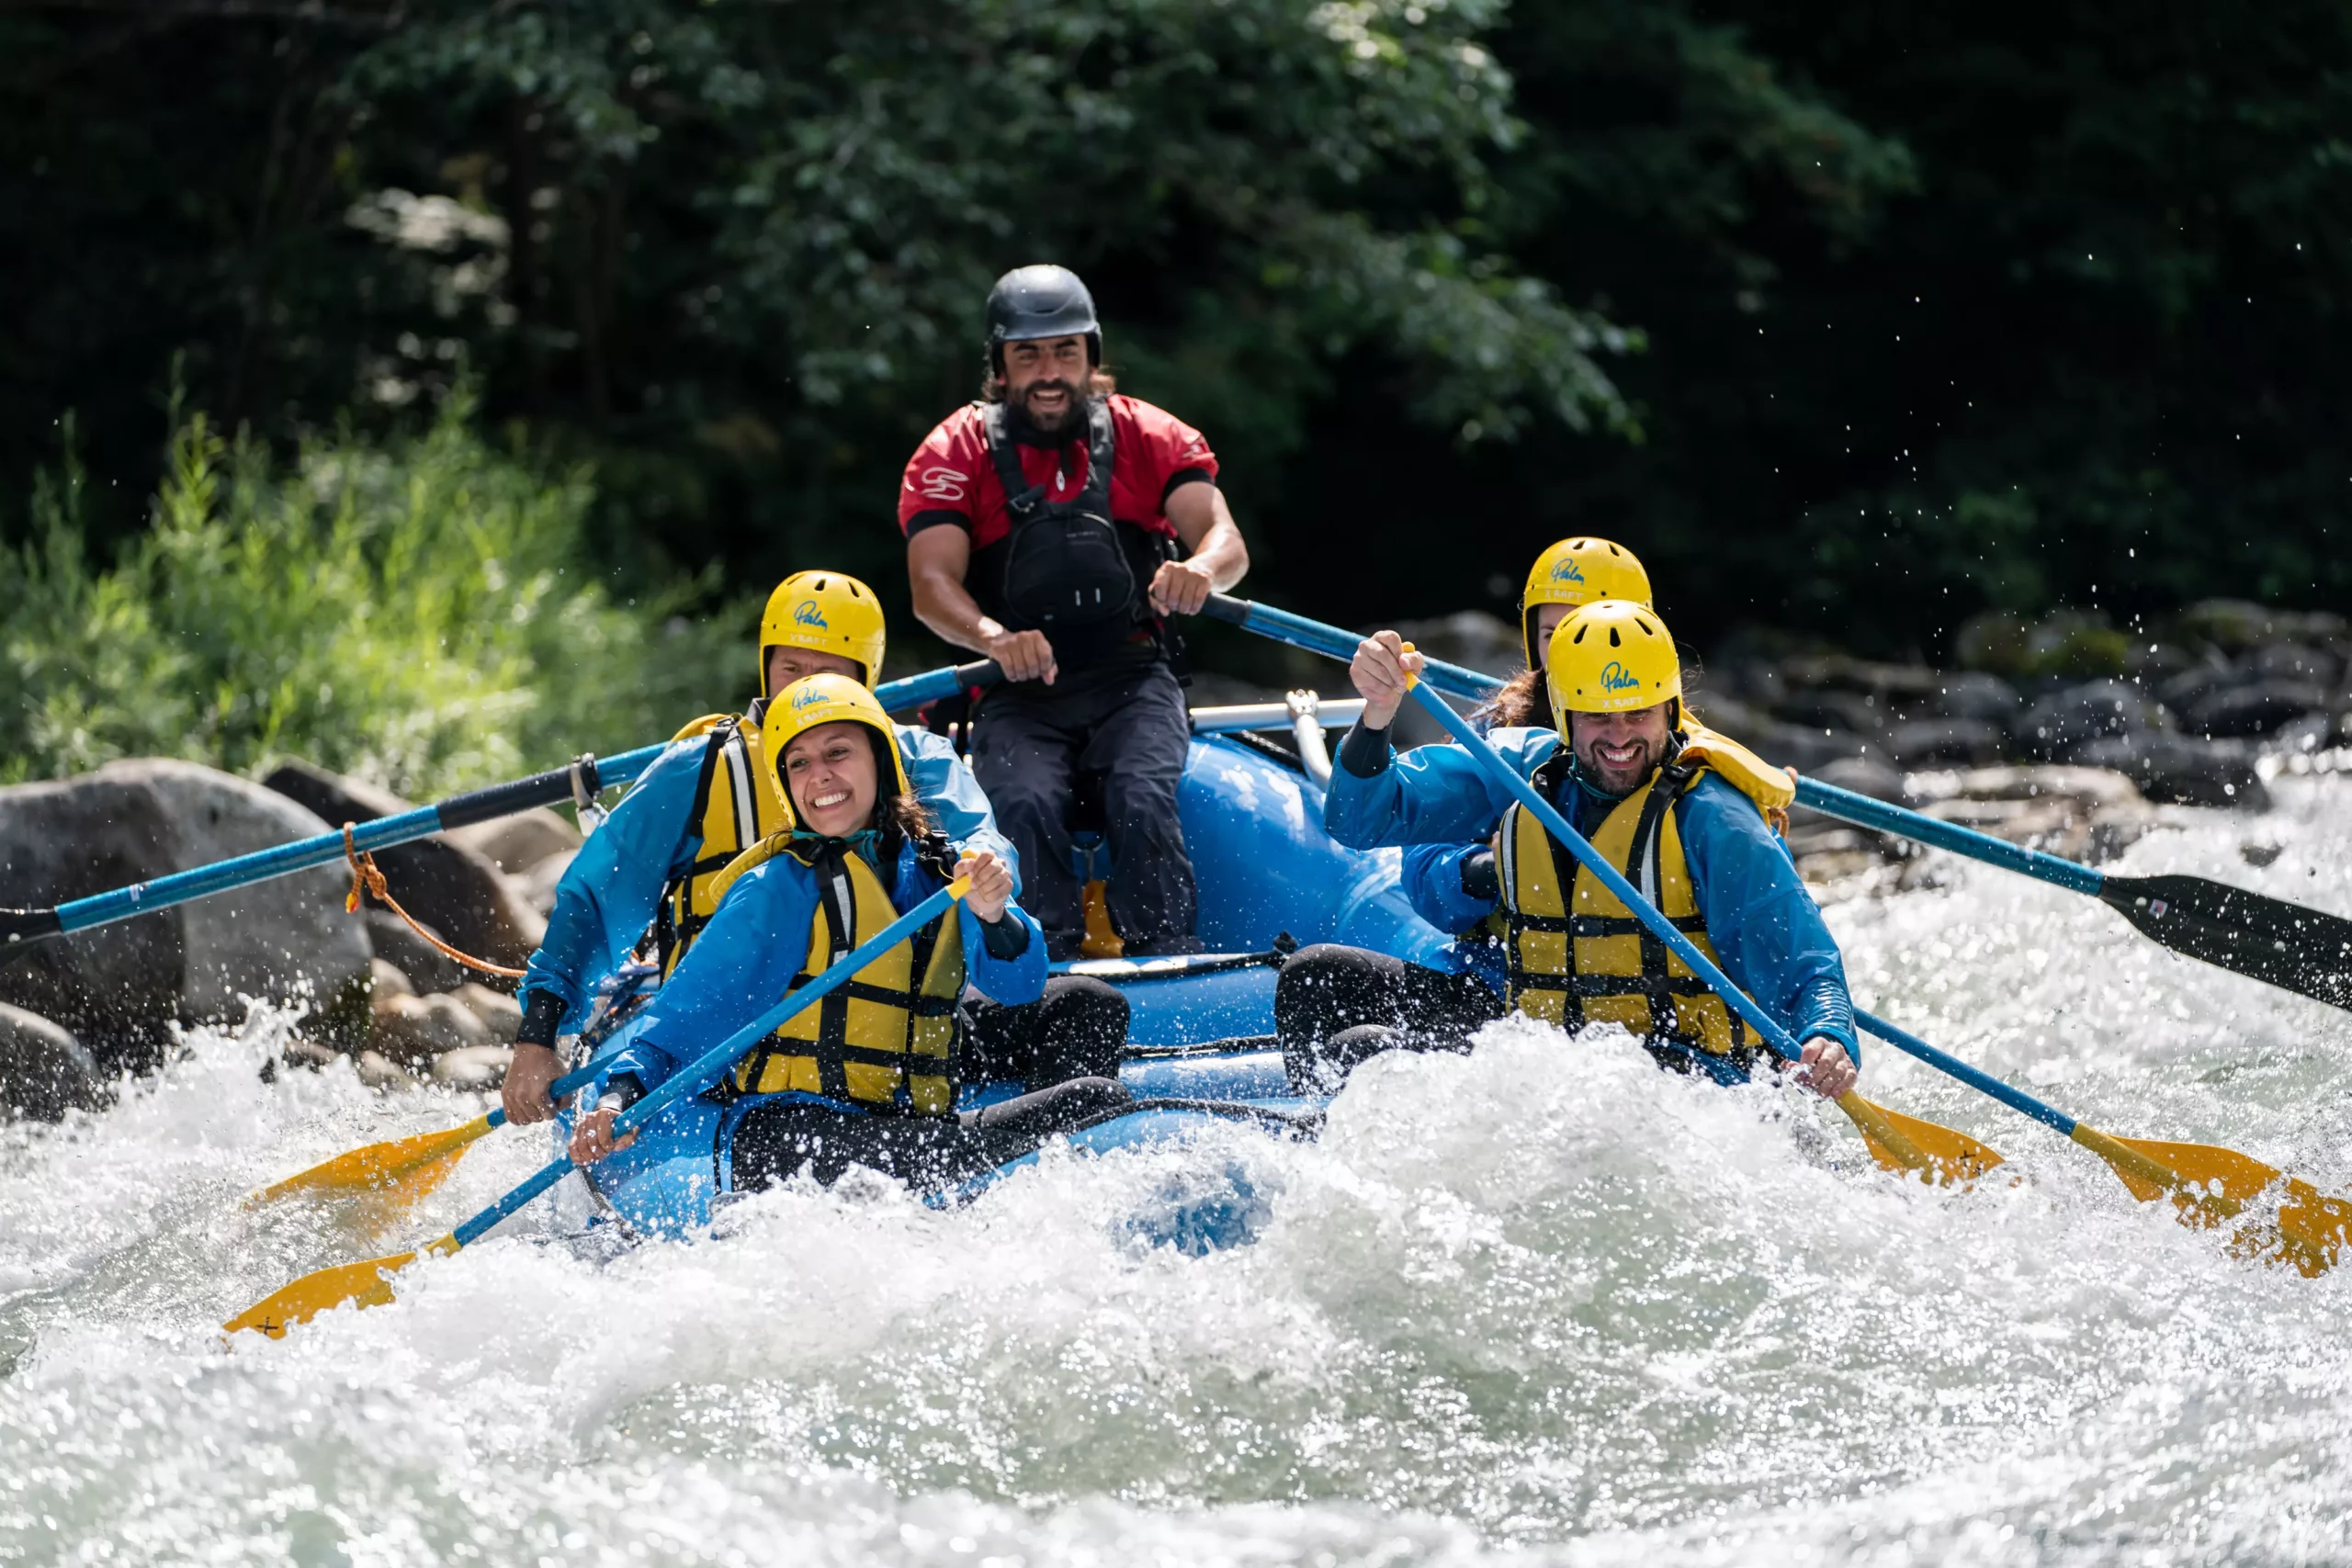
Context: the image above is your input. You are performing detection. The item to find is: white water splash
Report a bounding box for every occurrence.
[2,783,2350,1564]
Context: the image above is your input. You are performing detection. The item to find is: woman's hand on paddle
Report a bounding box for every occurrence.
[1350,631,1424,730]
[1797,1035,1859,1100]
[958,850,1013,923]
[503,1043,562,1125]
[569,1107,636,1165]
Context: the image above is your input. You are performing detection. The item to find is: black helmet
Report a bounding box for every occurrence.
[986,265,1102,370]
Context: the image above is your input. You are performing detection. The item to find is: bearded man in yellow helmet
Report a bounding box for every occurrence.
[503,571,1099,1125]
[1278,596,1860,1098]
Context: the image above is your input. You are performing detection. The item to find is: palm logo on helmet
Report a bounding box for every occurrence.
[1546,599,1683,728]
[759,571,888,692]
[762,673,912,835]
[1520,537,1653,671]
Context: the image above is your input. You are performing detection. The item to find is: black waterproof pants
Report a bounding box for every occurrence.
[729,1077,1135,1193]
[961,973,1129,1087]
[1273,942,1506,1090]
[969,659,1201,960]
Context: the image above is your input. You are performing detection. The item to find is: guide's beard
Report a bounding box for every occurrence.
[1002,376,1093,446]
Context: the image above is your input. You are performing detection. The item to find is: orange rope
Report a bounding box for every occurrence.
[343,823,526,979]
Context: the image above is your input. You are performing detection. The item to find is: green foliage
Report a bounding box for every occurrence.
[2,0,2346,663]
[0,400,740,796]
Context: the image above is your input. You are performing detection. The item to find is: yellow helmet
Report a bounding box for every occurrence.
[1546,598,1682,723]
[761,674,911,834]
[759,571,888,693]
[1521,537,1652,670]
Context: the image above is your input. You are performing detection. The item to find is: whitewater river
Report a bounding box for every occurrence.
[2,779,2348,1565]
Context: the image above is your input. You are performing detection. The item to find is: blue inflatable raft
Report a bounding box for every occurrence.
[561,699,1458,1248]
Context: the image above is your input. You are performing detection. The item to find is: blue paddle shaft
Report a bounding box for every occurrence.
[474,1036,639,1135]
[1792,778,2105,897]
[1201,592,2118,903]
[1201,595,1502,705]
[1404,682,1810,1066]
[444,882,966,1249]
[1855,1010,2077,1136]
[30,657,979,944]
[45,742,671,937]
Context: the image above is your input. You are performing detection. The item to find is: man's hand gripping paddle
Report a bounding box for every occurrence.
[224,877,972,1338]
[1857,1010,2350,1274]
[1391,660,2002,1185]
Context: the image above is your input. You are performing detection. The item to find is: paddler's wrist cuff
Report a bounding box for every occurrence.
[595,1074,644,1115]
[515,991,566,1049]
[1460,849,1499,902]
[1338,718,1394,777]
[978,912,1031,961]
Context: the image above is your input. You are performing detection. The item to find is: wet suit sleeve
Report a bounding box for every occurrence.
[879,841,1045,1006]
[1322,725,1563,850]
[517,735,712,1027]
[601,858,820,1102]
[1675,776,1859,1066]
[1402,842,1500,933]
[898,726,1021,896]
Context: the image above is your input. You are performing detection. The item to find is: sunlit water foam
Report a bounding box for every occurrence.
[1,781,2349,1564]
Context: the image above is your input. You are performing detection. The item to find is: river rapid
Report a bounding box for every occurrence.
[2,780,2348,1566]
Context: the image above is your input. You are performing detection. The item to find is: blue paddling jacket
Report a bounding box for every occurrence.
[520,716,1010,1031]
[599,830,1046,1114]
[1327,724,1858,1067]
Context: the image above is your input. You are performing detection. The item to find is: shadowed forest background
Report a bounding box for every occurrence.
[4,0,2346,793]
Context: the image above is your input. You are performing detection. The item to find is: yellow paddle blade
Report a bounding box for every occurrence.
[2084,1131,2280,1209]
[222,1233,459,1339]
[1838,1093,2006,1186]
[246,1114,498,1208]
[2270,1180,2352,1277]
[2070,1125,2350,1276]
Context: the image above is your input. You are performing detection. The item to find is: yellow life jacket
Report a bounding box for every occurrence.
[654,710,789,976]
[1496,727,1792,1066]
[713,836,966,1114]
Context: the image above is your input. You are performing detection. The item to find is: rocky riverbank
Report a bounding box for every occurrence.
[0,761,581,1116]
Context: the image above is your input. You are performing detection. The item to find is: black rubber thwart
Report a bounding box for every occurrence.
[2098,873,2352,1011]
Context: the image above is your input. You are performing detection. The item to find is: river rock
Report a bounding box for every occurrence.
[446,809,581,875]
[431,1044,513,1091]
[369,957,415,999]
[371,990,491,1065]
[262,761,546,983]
[2168,598,2347,653]
[450,982,523,1043]
[0,761,371,1070]
[519,850,574,916]
[362,909,466,994]
[0,1002,105,1121]
[1905,764,2154,863]
[2070,732,2269,810]
[2016,679,2171,760]
[2182,680,2334,739]
[1930,671,2022,726]
[1884,716,2007,767]
[354,1050,420,1090]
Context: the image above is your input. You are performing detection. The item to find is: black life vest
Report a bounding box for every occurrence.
[978,398,1175,663]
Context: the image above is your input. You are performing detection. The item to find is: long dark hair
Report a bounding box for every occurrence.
[1474,667,1548,729]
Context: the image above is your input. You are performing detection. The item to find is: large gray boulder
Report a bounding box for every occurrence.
[0,1001,105,1121]
[0,761,372,1069]
[2017,679,2171,760]
[262,761,546,987]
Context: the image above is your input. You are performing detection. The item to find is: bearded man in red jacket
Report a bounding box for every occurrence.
[899,265,1251,960]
